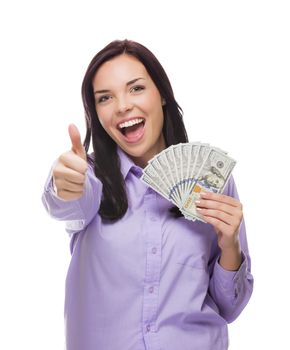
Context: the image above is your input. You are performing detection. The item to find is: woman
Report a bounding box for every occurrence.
[42,39,254,350]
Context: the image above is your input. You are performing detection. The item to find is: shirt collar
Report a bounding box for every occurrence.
[117,146,143,179]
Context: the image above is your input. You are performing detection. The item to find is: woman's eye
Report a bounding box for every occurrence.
[131,85,144,92]
[97,95,110,103]
[97,86,144,104]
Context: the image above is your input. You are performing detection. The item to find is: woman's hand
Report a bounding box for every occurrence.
[52,124,88,201]
[195,192,243,270]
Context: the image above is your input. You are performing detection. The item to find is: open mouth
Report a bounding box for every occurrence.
[117,118,146,143]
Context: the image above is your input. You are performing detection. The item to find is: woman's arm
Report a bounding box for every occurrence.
[41,158,103,231]
[197,176,254,323]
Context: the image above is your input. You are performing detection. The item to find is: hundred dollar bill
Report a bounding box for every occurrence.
[164,146,182,202]
[149,154,181,206]
[141,164,175,203]
[181,142,201,202]
[183,143,211,198]
[182,210,207,223]
[162,146,183,204]
[179,143,191,197]
[172,143,183,203]
[181,148,236,221]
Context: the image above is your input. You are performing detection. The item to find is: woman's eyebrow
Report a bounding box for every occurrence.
[94,77,145,95]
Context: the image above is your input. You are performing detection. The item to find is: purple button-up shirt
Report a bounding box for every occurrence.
[42,146,253,350]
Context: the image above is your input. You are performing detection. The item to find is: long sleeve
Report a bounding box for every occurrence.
[41,158,103,233]
[208,176,254,323]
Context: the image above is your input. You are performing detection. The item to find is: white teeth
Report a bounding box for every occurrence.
[119,118,144,129]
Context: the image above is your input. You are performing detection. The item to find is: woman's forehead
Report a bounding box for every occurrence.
[93,54,149,88]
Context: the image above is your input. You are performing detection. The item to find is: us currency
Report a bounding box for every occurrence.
[181,143,201,201]
[162,146,183,205]
[164,146,181,201]
[179,143,191,197]
[173,142,202,202]
[172,143,183,203]
[149,154,181,206]
[183,143,211,198]
[181,148,236,220]
[141,164,169,201]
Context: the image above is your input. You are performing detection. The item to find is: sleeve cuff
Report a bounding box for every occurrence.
[213,250,248,292]
[44,159,64,199]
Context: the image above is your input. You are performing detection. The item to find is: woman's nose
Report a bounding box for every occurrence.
[116,96,133,114]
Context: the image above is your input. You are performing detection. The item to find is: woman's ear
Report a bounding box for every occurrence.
[162,98,166,106]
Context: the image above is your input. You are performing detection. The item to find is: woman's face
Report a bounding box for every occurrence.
[92,54,166,168]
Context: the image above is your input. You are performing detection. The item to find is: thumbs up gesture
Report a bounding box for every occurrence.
[52,124,88,200]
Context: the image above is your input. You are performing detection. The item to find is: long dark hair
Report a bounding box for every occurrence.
[81,39,188,221]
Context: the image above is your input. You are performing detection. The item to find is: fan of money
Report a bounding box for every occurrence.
[140,142,236,222]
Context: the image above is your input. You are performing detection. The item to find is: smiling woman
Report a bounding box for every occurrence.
[92,54,166,166]
[41,39,253,350]
[93,54,166,167]
[81,40,188,220]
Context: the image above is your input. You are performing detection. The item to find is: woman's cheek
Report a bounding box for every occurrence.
[97,111,110,129]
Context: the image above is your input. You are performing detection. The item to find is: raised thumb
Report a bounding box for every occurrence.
[68,123,87,160]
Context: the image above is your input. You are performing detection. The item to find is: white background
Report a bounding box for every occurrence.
[0,0,289,349]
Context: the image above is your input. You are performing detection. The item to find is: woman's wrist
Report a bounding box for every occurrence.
[219,242,242,271]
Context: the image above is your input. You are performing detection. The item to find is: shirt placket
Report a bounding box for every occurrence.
[142,188,162,350]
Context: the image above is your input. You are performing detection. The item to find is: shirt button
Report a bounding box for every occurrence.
[152,247,157,254]
[146,324,151,332]
[149,286,154,293]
